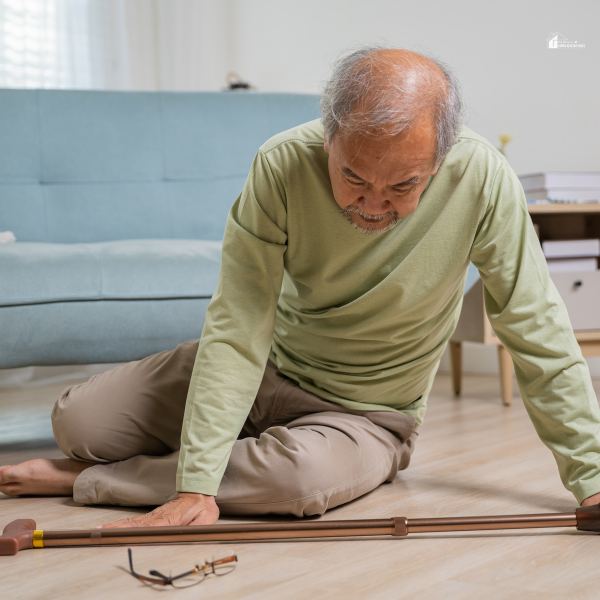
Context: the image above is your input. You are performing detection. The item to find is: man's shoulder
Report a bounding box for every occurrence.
[451,126,505,164]
[438,126,508,185]
[259,119,325,155]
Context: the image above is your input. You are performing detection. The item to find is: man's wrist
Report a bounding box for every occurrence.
[581,491,600,506]
[176,474,220,496]
[177,491,216,500]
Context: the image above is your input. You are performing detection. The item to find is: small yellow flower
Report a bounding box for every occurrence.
[497,133,513,156]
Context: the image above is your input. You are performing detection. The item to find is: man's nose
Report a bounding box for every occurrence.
[357,190,392,214]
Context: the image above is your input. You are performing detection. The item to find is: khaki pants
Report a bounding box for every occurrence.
[51,340,418,517]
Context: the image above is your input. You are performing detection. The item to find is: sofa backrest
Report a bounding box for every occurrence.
[0,90,320,243]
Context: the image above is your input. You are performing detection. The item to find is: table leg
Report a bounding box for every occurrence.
[449,341,462,397]
[497,344,513,406]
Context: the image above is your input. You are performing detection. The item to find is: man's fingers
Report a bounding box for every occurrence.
[100,503,190,528]
[102,511,217,528]
[100,513,169,529]
[99,516,143,529]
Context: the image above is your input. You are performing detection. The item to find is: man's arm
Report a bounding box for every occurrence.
[470,160,600,506]
[102,150,288,527]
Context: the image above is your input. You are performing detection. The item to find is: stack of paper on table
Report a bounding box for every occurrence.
[518,172,600,203]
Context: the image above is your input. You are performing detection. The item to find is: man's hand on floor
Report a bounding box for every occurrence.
[98,492,219,528]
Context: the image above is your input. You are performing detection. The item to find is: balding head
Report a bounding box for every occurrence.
[320,46,462,165]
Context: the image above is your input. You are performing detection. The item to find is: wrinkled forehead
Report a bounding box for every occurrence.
[333,127,437,178]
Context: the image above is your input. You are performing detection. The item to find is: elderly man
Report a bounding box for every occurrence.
[2,47,600,527]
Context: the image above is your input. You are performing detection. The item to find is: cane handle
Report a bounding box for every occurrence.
[0,519,36,556]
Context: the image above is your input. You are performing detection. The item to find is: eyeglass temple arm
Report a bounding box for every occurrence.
[214,555,237,565]
[127,548,137,575]
[129,548,175,585]
[149,569,171,579]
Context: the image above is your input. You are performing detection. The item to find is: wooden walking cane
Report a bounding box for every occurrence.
[2,504,600,556]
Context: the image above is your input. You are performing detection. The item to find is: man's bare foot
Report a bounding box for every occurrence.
[0,458,94,497]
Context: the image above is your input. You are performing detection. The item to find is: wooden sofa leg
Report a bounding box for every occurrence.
[449,341,462,396]
[498,344,513,406]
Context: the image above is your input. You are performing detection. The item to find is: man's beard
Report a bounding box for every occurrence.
[341,205,402,235]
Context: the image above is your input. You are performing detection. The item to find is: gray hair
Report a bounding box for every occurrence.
[320,45,463,165]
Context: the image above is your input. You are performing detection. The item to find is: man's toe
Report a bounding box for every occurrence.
[0,465,16,484]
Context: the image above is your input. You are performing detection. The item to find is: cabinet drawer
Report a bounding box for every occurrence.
[550,271,600,331]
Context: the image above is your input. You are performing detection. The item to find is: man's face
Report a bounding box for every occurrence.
[324,117,439,235]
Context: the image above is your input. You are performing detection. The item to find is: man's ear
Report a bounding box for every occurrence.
[323,134,329,154]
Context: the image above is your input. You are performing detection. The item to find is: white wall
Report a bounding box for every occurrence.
[223,0,599,176]
[127,0,234,91]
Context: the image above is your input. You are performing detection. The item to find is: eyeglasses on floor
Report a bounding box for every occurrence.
[126,547,238,589]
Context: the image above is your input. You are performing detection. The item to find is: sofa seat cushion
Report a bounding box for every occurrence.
[0,239,222,307]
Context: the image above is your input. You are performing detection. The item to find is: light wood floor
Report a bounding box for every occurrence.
[1,372,600,600]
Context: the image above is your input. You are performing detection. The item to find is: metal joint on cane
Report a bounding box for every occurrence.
[575,504,600,532]
[32,529,44,548]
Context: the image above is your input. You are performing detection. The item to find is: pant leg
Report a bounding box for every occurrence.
[64,357,418,512]
[52,339,200,462]
[74,452,181,506]
[75,413,418,512]
[68,357,286,506]
[61,351,283,506]
[216,411,418,517]
[51,339,198,505]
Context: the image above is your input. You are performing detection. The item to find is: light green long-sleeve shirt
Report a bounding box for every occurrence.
[177,119,600,504]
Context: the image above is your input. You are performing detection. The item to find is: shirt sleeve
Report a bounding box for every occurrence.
[176,150,287,495]
[469,161,600,504]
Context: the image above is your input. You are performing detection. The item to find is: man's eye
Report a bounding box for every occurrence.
[346,177,364,185]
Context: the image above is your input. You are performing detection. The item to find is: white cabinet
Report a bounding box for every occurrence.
[451,204,600,406]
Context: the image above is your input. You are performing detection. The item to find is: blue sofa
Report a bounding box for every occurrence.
[0,90,320,368]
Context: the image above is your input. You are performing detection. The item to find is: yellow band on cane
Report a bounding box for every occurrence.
[32,530,44,548]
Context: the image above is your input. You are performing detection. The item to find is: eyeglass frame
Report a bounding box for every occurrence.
[126,547,238,588]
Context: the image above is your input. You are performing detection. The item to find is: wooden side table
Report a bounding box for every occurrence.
[450,203,600,405]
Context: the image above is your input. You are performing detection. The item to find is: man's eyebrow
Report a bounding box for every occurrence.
[341,167,364,180]
[392,176,421,187]
[341,167,420,187]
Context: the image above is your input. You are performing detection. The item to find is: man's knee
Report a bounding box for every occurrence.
[52,361,176,463]
[218,423,383,517]
[51,371,134,461]
[219,435,331,516]
[258,435,330,511]
[51,379,103,460]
